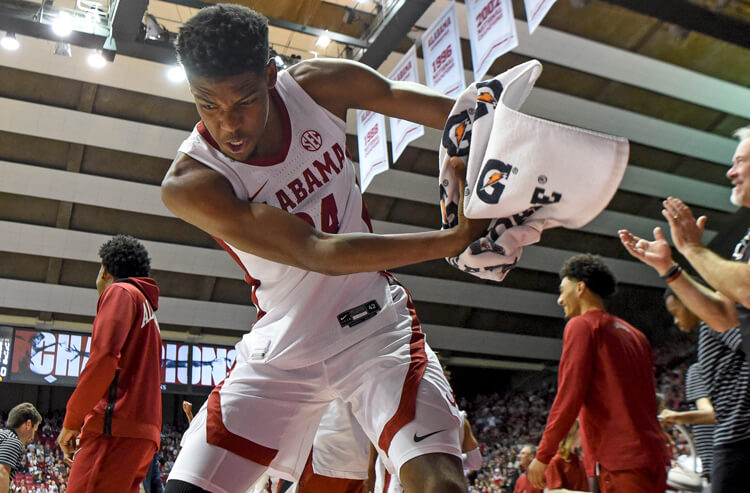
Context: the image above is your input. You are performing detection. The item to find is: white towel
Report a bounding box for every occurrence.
[439,60,629,281]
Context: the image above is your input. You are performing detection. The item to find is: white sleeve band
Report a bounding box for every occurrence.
[462,447,482,472]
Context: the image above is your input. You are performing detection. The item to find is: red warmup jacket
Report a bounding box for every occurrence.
[63,278,163,446]
[537,310,668,476]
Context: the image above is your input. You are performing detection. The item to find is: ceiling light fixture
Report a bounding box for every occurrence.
[88,50,106,68]
[1,32,19,51]
[315,31,331,48]
[52,12,74,37]
[54,41,72,57]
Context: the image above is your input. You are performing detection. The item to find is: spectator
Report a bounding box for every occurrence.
[57,235,163,493]
[659,290,715,481]
[527,254,668,492]
[513,445,541,493]
[619,127,750,493]
[1,404,41,493]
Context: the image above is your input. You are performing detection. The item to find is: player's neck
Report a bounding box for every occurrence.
[253,90,285,159]
[577,293,605,316]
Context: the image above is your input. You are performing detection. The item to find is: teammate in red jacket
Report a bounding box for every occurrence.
[527,254,668,493]
[58,235,163,493]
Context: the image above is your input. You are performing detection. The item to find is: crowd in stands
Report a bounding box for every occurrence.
[1,335,697,493]
[157,424,184,485]
[1,411,68,493]
[460,384,556,492]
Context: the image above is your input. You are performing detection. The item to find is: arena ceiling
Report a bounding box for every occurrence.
[0,0,748,371]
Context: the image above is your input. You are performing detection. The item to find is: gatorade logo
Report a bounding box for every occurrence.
[477,159,513,204]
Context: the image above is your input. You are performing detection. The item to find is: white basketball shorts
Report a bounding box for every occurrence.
[168,281,462,493]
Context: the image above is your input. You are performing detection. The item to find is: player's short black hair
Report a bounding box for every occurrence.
[98,235,151,279]
[560,253,616,299]
[7,402,42,429]
[176,3,270,79]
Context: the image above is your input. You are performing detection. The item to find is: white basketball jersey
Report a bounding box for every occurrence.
[178,70,398,369]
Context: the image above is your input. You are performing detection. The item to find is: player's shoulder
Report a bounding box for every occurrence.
[102,281,140,302]
[162,153,227,198]
[167,152,206,177]
[287,58,369,118]
[287,58,362,87]
[565,312,597,332]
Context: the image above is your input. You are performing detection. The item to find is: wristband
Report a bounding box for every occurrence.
[661,263,682,283]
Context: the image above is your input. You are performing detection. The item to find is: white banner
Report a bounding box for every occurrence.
[387,46,425,163]
[465,0,518,81]
[356,109,389,192]
[523,0,557,34]
[421,1,465,98]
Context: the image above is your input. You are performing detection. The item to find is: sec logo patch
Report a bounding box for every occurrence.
[301,130,323,152]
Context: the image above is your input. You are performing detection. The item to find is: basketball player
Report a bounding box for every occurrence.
[58,235,162,493]
[160,5,487,493]
[527,254,668,492]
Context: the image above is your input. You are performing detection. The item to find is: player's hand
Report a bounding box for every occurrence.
[527,457,547,489]
[662,197,707,256]
[659,409,680,425]
[57,427,77,465]
[618,227,674,275]
[450,157,490,252]
[183,401,194,424]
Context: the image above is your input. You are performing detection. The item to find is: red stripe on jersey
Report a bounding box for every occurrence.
[196,88,291,167]
[213,236,266,319]
[206,380,278,466]
[383,471,391,493]
[377,273,427,455]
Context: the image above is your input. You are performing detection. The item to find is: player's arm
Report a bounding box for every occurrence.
[162,155,485,276]
[289,58,454,129]
[659,398,716,425]
[461,417,479,453]
[461,417,482,472]
[364,444,377,493]
[63,286,136,431]
[529,320,594,489]
[0,463,10,493]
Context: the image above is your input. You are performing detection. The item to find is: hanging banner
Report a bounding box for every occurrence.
[465,0,518,81]
[387,46,424,163]
[421,1,466,98]
[356,109,389,192]
[523,0,557,34]
[0,326,12,382]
